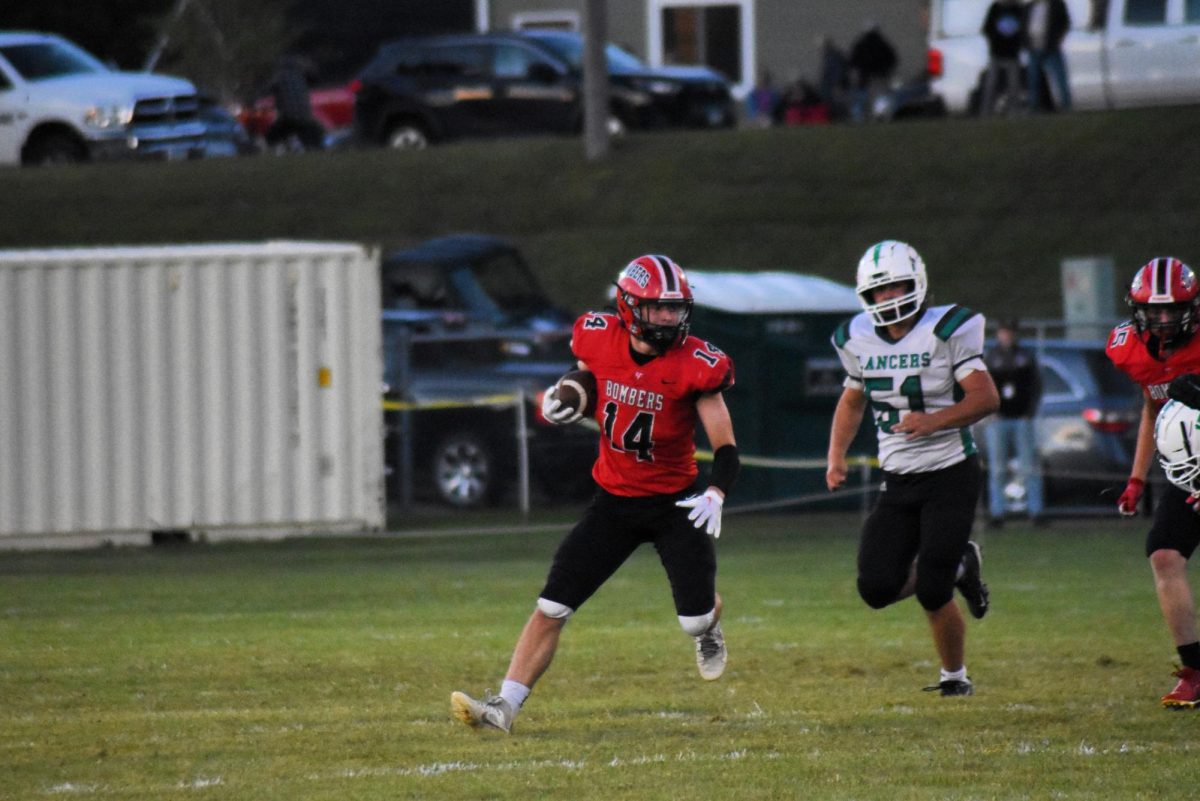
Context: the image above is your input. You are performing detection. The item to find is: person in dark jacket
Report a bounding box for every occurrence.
[847,24,898,122]
[265,55,325,152]
[1024,0,1072,112]
[983,319,1044,526]
[980,0,1024,114]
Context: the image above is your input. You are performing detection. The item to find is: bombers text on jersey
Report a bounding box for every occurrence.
[571,312,733,497]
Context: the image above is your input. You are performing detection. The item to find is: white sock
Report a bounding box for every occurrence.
[940,666,967,683]
[500,679,531,711]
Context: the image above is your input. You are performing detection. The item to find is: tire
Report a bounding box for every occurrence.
[431,432,497,508]
[25,131,87,166]
[385,121,429,150]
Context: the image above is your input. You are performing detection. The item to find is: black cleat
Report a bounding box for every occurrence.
[956,541,990,619]
[924,677,974,696]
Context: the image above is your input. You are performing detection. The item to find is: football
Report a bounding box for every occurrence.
[554,369,598,418]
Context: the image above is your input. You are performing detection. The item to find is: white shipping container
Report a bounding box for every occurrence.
[0,242,385,549]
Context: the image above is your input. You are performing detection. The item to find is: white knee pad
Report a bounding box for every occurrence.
[678,609,716,637]
[537,597,574,620]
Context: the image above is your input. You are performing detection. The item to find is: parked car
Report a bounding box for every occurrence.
[380,234,592,508]
[976,339,1141,514]
[0,31,206,165]
[927,0,1200,114]
[381,233,574,336]
[197,94,255,157]
[353,30,735,149]
[382,311,595,508]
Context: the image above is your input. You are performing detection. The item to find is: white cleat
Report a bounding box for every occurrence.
[451,690,514,733]
[694,621,727,681]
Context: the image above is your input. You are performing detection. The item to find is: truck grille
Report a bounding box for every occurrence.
[132,95,200,124]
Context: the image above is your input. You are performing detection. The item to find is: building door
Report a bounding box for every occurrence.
[648,0,754,96]
[662,5,741,82]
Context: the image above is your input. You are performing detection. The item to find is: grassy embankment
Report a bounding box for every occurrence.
[6,104,1200,318]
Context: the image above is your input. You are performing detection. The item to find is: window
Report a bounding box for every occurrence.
[1124,0,1167,24]
[389,47,427,76]
[1039,362,1074,399]
[421,45,489,78]
[0,41,105,81]
[493,44,554,79]
[512,11,580,31]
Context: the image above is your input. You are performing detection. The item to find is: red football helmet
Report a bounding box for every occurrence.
[615,254,693,352]
[1127,257,1200,347]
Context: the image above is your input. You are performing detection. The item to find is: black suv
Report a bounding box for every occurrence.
[354,30,735,149]
[381,234,595,508]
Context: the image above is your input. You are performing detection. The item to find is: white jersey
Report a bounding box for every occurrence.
[832,304,988,474]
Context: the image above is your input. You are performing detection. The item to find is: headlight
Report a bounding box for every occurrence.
[84,104,134,129]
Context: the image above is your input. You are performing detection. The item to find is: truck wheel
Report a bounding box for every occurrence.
[25,132,87,166]
[431,432,497,508]
[385,121,429,150]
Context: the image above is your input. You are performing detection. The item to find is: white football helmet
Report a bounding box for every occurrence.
[855,240,929,326]
[1155,399,1200,495]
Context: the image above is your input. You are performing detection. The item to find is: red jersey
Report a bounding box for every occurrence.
[1106,321,1200,407]
[571,312,734,497]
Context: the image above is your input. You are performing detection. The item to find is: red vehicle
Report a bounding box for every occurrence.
[238,84,356,141]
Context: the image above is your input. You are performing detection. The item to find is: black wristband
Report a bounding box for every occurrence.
[709,444,740,496]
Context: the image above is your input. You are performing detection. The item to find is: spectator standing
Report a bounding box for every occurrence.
[847,23,898,122]
[983,319,1044,527]
[980,0,1025,115]
[1024,0,1073,112]
[451,255,740,734]
[780,77,831,126]
[745,70,781,128]
[817,36,849,121]
[265,55,325,152]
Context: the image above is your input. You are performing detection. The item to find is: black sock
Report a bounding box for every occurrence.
[1177,641,1200,670]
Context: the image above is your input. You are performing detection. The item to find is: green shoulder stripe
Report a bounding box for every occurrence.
[833,319,852,348]
[934,305,977,341]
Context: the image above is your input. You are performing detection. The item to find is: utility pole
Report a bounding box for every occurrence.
[581,0,610,161]
[143,0,193,71]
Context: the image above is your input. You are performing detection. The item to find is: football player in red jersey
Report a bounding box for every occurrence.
[451,255,739,733]
[1106,257,1200,708]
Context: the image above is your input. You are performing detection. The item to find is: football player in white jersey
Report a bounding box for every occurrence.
[826,240,1000,696]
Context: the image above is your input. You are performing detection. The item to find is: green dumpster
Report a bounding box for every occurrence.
[687,271,876,509]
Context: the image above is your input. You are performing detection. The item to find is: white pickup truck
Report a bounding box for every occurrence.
[928,0,1200,113]
[0,32,206,166]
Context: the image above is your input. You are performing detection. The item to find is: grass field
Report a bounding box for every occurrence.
[2,512,1194,800]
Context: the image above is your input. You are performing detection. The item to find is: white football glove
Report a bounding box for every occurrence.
[676,488,724,538]
[540,385,583,425]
